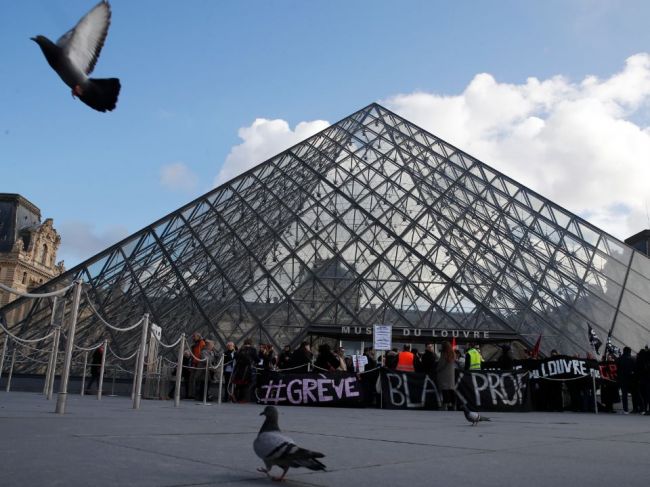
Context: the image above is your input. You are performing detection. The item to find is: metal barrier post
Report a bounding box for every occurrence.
[43,296,59,396]
[47,328,61,401]
[133,314,149,409]
[131,347,140,401]
[202,357,210,405]
[5,348,16,392]
[109,367,117,397]
[97,340,107,400]
[56,279,83,415]
[80,351,88,396]
[174,334,185,408]
[0,335,8,384]
[217,355,224,405]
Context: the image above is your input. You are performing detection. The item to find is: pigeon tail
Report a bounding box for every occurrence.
[78,77,120,112]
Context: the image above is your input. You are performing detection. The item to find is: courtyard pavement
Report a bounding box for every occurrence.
[0,391,648,486]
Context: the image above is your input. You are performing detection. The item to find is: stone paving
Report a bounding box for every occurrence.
[0,391,649,486]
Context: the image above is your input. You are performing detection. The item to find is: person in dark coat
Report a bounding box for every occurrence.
[363,347,377,370]
[634,346,650,414]
[314,343,340,372]
[85,345,104,394]
[232,339,259,403]
[421,343,437,378]
[615,347,634,413]
[497,344,514,370]
[289,342,313,373]
[278,345,292,370]
[222,342,237,402]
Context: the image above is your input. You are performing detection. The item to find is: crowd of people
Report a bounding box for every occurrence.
[155,332,650,415]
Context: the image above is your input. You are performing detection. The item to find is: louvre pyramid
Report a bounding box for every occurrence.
[3,103,650,362]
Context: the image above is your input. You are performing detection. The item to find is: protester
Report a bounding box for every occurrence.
[363,347,377,369]
[223,342,236,402]
[496,344,513,370]
[278,345,292,370]
[314,343,340,372]
[464,343,483,371]
[421,343,437,378]
[385,348,399,370]
[290,341,313,372]
[232,338,258,402]
[396,344,415,372]
[85,345,104,394]
[436,341,456,410]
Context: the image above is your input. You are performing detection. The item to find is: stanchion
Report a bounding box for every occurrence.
[6,348,16,392]
[47,327,61,401]
[97,340,107,400]
[80,351,88,396]
[0,335,9,385]
[56,279,83,415]
[217,355,224,405]
[592,373,598,414]
[131,347,140,401]
[43,297,59,396]
[201,357,210,405]
[109,367,117,397]
[174,334,185,408]
[133,314,149,409]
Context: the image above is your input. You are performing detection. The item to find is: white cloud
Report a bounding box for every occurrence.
[160,162,199,193]
[215,54,650,240]
[215,118,330,185]
[384,53,650,240]
[56,221,130,268]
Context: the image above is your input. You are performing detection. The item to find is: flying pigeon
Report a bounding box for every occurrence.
[462,404,491,426]
[31,0,121,112]
[253,406,326,481]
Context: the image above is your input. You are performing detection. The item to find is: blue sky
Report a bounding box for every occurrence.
[1,0,650,267]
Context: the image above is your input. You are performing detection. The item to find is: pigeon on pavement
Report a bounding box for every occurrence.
[253,406,326,481]
[31,0,120,112]
[462,404,491,426]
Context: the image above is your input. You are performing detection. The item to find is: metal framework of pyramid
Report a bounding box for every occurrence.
[3,103,650,362]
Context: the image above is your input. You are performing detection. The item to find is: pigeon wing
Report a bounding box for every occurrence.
[254,431,296,464]
[57,0,111,75]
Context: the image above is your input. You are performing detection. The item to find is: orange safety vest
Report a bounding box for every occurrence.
[396,351,415,372]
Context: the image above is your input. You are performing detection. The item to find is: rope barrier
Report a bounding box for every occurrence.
[0,281,74,298]
[74,341,104,352]
[151,330,183,349]
[0,319,55,344]
[82,289,145,332]
[107,344,139,361]
[184,337,207,363]
[7,338,53,352]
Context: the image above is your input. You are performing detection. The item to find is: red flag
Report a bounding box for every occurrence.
[531,334,542,358]
[451,336,457,351]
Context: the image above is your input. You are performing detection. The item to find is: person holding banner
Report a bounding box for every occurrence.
[396,344,415,372]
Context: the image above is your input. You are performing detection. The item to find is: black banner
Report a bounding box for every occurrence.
[380,369,529,411]
[380,370,442,409]
[456,370,530,412]
[523,356,600,380]
[256,372,364,407]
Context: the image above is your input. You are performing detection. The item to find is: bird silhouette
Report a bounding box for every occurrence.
[254,406,326,481]
[32,0,120,112]
[462,404,491,426]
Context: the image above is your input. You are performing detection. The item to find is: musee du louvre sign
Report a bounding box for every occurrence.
[308,325,518,341]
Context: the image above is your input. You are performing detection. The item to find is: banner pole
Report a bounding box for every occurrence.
[174,334,185,408]
[109,367,116,397]
[55,279,83,415]
[97,340,107,400]
[592,372,598,414]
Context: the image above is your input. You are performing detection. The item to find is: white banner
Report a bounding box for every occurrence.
[373,324,392,351]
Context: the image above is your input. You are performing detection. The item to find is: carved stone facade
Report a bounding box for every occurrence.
[0,194,64,308]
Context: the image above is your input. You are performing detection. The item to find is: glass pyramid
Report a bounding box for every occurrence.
[3,103,650,363]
